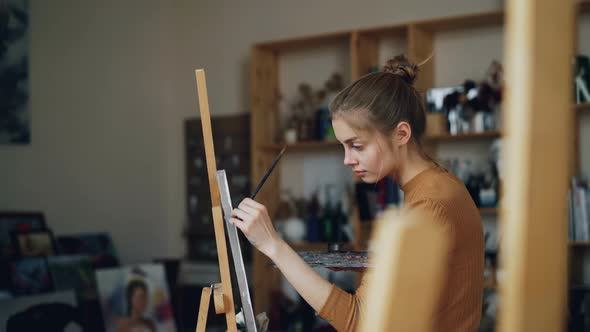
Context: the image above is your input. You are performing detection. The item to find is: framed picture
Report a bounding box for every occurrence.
[0,258,11,293]
[9,257,53,296]
[96,264,176,332]
[11,229,56,257]
[0,212,46,258]
[47,255,97,302]
[0,0,30,144]
[56,233,119,268]
[0,290,82,332]
[47,255,103,332]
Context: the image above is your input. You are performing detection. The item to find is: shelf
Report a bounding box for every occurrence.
[575,102,590,113]
[479,207,499,215]
[264,131,503,148]
[570,284,590,291]
[415,10,504,32]
[255,2,590,52]
[579,1,590,14]
[426,130,501,141]
[260,140,341,151]
[256,31,350,52]
[250,4,590,316]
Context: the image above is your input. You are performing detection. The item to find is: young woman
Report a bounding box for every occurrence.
[231,55,484,332]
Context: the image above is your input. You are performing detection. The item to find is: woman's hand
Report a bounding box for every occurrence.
[230,198,283,259]
[231,198,334,316]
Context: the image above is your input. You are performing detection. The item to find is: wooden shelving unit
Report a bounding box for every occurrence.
[575,102,590,113]
[480,207,499,215]
[425,130,502,141]
[260,140,340,151]
[259,130,504,150]
[249,2,590,316]
[570,284,590,291]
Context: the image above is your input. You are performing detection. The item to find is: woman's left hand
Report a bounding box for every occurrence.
[230,198,283,259]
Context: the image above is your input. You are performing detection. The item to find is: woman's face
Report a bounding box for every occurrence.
[332,117,398,183]
[131,287,148,314]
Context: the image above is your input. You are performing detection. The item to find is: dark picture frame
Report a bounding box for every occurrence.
[11,228,56,257]
[0,212,46,258]
[55,233,119,268]
[9,256,53,296]
[0,0,30,144]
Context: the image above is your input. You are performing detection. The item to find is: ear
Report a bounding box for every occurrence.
[393,121,412,146]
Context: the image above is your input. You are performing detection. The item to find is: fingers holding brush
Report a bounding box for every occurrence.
[231,199,282,258]
[231,146,286,258]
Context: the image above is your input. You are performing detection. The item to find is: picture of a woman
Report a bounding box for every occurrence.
[116,279,155,332]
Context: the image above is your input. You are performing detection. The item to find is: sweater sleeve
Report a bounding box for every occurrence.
[317,274,368,332]
[318,199,453,332]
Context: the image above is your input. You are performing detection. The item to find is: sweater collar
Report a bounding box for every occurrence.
[401,166,440,193]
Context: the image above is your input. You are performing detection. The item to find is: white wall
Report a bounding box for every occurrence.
[1,1,187,263]
[1,0,520,264]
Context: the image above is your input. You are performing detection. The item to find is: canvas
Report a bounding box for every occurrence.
[48,255,98,301]
[96,263,176,332]
[12,229,56,257]
[0,212,46,258]
[47,255,105,332]
[56,233,119,268]
[9,256,53,296]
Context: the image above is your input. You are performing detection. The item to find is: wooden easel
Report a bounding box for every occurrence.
[193,69,237,332]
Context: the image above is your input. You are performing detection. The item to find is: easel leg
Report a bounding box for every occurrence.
[196,286,212,332]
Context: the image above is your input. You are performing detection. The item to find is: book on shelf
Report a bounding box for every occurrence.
[569,177,590,241]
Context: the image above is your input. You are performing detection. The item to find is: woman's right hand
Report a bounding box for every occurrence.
[232,199,335,317]
[230,198,284,259]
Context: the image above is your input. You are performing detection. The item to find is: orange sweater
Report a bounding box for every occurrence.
[318,167,484,331]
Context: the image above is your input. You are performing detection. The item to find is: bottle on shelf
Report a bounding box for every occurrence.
[320,184,334,242]
[332,201,347,243]
[314,89,329,141]
[305,192,320,242]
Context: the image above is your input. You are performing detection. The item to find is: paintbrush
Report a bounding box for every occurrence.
[250,145,287,199]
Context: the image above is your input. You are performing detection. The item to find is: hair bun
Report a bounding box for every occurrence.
[382,55,419,85]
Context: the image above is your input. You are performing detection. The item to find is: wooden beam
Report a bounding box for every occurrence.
[415,10,504,32]
[356,24,407,38]
[213,282,226,314]
[408,23,437,165]
[498,0,574,331]
[196,70,221,208]
[195,286,212,332]
[407,24,434,93]
[250,46,281,315]
[255,31,350,52]
[350,31,379,80]
[195,70,237,331]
